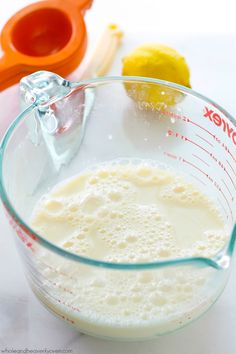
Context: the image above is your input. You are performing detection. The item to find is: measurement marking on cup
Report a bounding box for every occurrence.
[221,179,234,201]
[192,154,210,167]
[167,129,211,155]
[226,159,236,178]
[37,259,76,282]
[188,119,216,138]
[184,159,234,218]
[45,303,75,325]
[227,147,236,163]
[204,156,236,193]
[182,159,209,178]
[161,110,185,121]
[224,167,236,192]
[195,134,214,147]
[168,129,236,191]
[42,286,80,314]
[217,198,229,220]
[164,151,209,181]
[163,149,234,219]
[45,278,75,295]
[219,188,233,221]
[164,111,236,164]
[164,151,178,160]
[190,174,206,186]
[212,182,233,222]
[185,137,211,155]
[214,154,236,192]
[221,143,236,163]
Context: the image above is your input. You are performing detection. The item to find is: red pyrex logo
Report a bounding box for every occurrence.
[204,107,236,145]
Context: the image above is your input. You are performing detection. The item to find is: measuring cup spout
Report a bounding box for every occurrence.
[211,225,236,270]
[226,224,236,258]
[0,55,22,91]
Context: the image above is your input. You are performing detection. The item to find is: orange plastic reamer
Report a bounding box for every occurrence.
[0,0,93,91]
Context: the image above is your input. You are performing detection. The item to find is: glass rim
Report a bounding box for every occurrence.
[0,75,236,270]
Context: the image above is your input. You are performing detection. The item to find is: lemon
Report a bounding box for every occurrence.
[122,44,191,107]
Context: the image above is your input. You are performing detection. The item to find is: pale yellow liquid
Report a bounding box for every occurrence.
[31,162,228,339]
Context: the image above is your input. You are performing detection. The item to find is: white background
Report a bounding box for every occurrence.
[0,1,236,353]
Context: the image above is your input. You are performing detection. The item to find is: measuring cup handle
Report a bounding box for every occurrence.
[0,55,22,91]
[71,0,93,12]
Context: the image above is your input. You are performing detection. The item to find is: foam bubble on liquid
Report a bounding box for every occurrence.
[31,160,229,336]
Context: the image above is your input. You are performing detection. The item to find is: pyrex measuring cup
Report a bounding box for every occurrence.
[0,71,236,340]
[0,0,92,91]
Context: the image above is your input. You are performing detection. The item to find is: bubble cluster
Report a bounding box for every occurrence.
[32,161,227,262]
[31,160,228,334]
[160,179,208,205]
[37,249,215,328]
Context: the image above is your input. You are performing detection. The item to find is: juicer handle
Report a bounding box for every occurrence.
[71,0,93,13]
[81,24,123,79]
[0,55,22,91]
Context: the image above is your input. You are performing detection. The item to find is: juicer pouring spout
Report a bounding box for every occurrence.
[70,0,93,12]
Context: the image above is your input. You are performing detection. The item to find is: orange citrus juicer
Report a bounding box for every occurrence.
[0,0,92,91]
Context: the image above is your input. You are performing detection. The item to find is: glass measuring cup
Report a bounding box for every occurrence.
[0,71,235,340]
[0,0,92,91]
